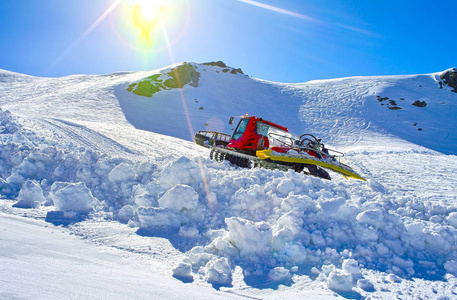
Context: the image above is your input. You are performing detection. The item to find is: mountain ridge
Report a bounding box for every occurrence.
[1,63,456,155]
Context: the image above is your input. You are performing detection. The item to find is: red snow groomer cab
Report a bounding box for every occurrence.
[227,115,287,152]
[194,114,365,181]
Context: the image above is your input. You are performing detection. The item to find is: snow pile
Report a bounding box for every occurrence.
[155,158,457,288]
[1,97,457,295]
[0,108,156,219]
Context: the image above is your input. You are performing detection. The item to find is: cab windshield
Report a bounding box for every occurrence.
[232,118,249,140]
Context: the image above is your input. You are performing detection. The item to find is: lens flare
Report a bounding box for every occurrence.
[132,1,159,45]
[109,0,190,54]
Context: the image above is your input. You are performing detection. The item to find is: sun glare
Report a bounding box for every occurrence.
[135,0,159,19]
[131,0,160,44]
[110,0,189,53]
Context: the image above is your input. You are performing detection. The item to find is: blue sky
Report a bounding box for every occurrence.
[0,0,455,83]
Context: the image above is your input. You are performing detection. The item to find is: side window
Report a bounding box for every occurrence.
[256,122,270,137]
[267,127,292,147]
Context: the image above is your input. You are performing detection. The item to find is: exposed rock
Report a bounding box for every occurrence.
[202,61,227,68]
[377,96,402,110]
[132,76,165,97]
[202,61,244,75]
[128,63,200,97]
[127,61,246,97]
[163,63,200,89]
[440,68,457,92]
[230,68,243,74]
[412,100,427,107]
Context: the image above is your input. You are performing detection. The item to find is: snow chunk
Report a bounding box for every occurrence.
[357,279,375,292]
[425,229,452,256]
[172,262,193,279]
[272,227,294,252]
[208,236,239,258]
[277,179,294,196]
[13,180,45,208]
[226,217,272,256]
[342,259,362,280]
[133,182,161,207]
[311,231,326,247]
[319,197,346,215]
[275,211,303,235]
[446,212,457,228]
[108,163,136,182]
[356,209,384,227]
[444,260,457,275]
[327,269,353,292]
[52,182,95,213]
[158,156,201,189]
[158,184,199,212]
[268,267,291,281]
[117,205,135,223]
[376,243,390,256]
[137,207,180,228]
[207,257,232,286]
[402,222,426,250]
[231,184,269,218]
[387,274,401,283]
[322,264,335,276]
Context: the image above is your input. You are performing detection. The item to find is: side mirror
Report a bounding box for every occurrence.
[228,117,234,125]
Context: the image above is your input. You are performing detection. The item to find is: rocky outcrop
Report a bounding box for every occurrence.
[376,96,402,110]
[440,68,457,93]
[127,61,245,97]
[202,61,227,68]
[412,100,427,107]
[164,63,200,89]
[202,61,244,75]
[127,63,200,97]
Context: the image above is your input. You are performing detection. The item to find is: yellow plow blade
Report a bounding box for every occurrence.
[256,150,366,181]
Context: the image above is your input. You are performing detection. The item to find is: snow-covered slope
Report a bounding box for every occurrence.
[1,64,457,299]
[290,73,457,154]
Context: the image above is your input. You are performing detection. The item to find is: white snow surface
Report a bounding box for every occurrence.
[1,63,457,299]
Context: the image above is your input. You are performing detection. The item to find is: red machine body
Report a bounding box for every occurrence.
[227,116,289,152]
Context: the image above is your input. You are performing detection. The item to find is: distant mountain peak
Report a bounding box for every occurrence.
[126,61,246,97]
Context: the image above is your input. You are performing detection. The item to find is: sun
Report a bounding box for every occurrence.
[134,0,159,20]
[109,0,190,53]
[131,0,163,45]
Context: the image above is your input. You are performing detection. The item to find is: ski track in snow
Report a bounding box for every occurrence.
[1,65,457,299]
[39,118,137,155]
